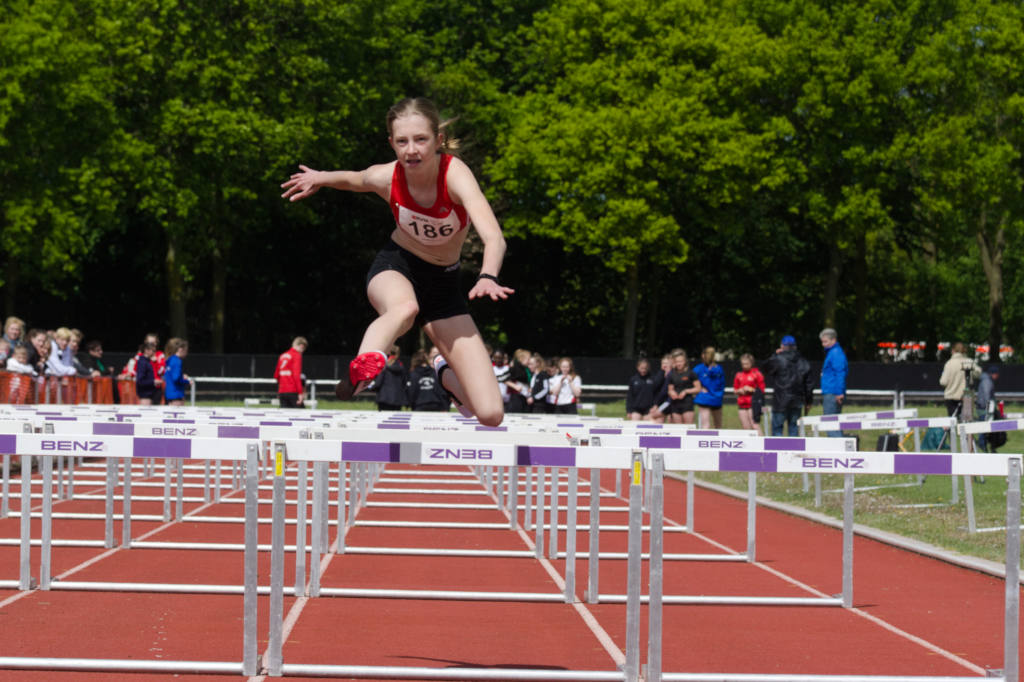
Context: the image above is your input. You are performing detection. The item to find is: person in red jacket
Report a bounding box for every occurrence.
[274,336,308,408]
[733,353,767,435]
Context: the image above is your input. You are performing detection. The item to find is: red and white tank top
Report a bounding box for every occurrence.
[390,153,470,246]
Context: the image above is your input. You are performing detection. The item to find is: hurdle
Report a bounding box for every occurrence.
[1,407,1021,680]
[959,418,1024,533]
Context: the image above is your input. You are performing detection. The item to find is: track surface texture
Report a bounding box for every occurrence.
[0,457,1019,681]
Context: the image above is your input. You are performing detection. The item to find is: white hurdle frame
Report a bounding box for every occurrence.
[0,406,1019,681]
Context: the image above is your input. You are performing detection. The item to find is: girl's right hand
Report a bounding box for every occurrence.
[281,165,322,202]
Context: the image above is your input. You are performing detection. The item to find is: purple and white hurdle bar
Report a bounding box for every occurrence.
[0,409,1020,680]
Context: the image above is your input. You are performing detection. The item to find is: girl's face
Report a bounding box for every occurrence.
[673,355,687,371]
[5,323,20,339]
[636,361,649,376]
[389,114,440,171]
[32,334,47,352]
[143,346,155,358]
[661,358,671,372]
[56,337,69,351]
[741,357,752,371]
[559,360,571,375]
[528,357,539,373]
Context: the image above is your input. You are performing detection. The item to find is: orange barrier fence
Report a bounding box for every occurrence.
[0,371,141,405]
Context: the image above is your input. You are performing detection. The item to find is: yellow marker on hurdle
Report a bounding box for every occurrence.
[632,457,642,486]
[275,449,284,477]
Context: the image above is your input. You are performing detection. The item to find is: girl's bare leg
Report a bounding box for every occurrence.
[423,315,503,427]
[360,271,420,355]
[681,410,695,425]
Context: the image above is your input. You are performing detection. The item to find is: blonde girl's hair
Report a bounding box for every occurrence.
[3,316,24,333]
[559,356,577,379]
[165,337,187,356]
[386,97,460,152]
[54,327,72,342]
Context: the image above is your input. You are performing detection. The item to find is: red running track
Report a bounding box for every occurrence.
[0,459,1019,680]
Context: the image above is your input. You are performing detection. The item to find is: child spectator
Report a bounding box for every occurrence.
[5,345,36,375]
[2,317,25,348]
[407,349,447,411]
[368,345,408,411]
[46,327,78,376]
[25,328,49,375]
[274,336,308,408]
[666,349,701,425]
[135,343,160,405]
[81,340,115,378]
[548,357,583,414]
[163,338,191,406]
[693,346,725,428]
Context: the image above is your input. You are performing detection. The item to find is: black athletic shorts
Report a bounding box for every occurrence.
[366,240,469,325]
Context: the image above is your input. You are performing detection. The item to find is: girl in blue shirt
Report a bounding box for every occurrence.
[693,346,725,428]
[163,338,191,405]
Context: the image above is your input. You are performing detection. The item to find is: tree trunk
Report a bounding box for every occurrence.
[166,236,188,339]
[852,231,868,360]
[821,234,842,330]
[210,244,227,353]
[622,264,639,358]
[976,211,1006,365]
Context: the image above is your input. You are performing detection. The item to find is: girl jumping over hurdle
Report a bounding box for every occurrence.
[281,97,514,426]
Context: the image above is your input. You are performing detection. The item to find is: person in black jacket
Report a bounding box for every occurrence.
[407,349,447,411]
[369,345,409,411]
[625,358,658,420]
[761,335,814,436]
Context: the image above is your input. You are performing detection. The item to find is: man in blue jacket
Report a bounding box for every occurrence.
[819,328,848,436]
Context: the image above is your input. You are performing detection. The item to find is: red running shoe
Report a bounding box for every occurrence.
[334,351,387,401]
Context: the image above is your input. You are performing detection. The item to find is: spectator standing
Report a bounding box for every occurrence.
[527,353,550,413]
[625,358,658,420]
[135,343,160,405]
[274,336,308,408]
[647,354,673,424]
[548,357,582,414]
[163,338,191,406]
[819,328,849,436]
[762,335,814,437]
[693,346,725,428]
[2,317,25,348]
[369,345,408,411]
[975,365,1001,452]
[407,349,447,411]
[504,349,531,414]
[666,350,701,425]
[733,353,766,435]
[939,342,981,417]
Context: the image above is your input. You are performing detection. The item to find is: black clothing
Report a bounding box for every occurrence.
[762,349,814,412]
[666,368,698,414]
[408,365,447,411]
[529,372,550,413]
[366,239,469,325]
[625,372,658,414]
[135,356,159,401]
[370,360,409,409]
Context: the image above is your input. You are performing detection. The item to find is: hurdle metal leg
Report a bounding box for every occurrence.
[686,470,695,531]
[40,456,52,590]
[535,467,546,558]
[548,468,558,560]
[104,458,116,549]
[122,457,133,548]
[175,459,184,521]
[1003,458,1020,682]
[624,452,643,682]
[215,459,222,503]
[162,459,171,522]
[203,460,211,503]
[497,467,505,512]
[524,467,534,531]
[66,453,75,499]
[2,454,9,518]
[565,471,578,603]
[842,473,854,608]
[509,466,519,530]
[268,443,287,677]
[647,453,665,682]
[310,461,325,598]
[295,460,308,598]
[746,472,756,561]
[20,455,32,590]
[586,468,600,604]
[243,444,260,677]
[335,462,346,554]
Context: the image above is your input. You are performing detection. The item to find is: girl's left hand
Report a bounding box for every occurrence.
[469,278,515,301]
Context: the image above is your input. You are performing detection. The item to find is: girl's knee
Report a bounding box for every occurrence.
[388,300,420,329]
[475,403,504,428]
